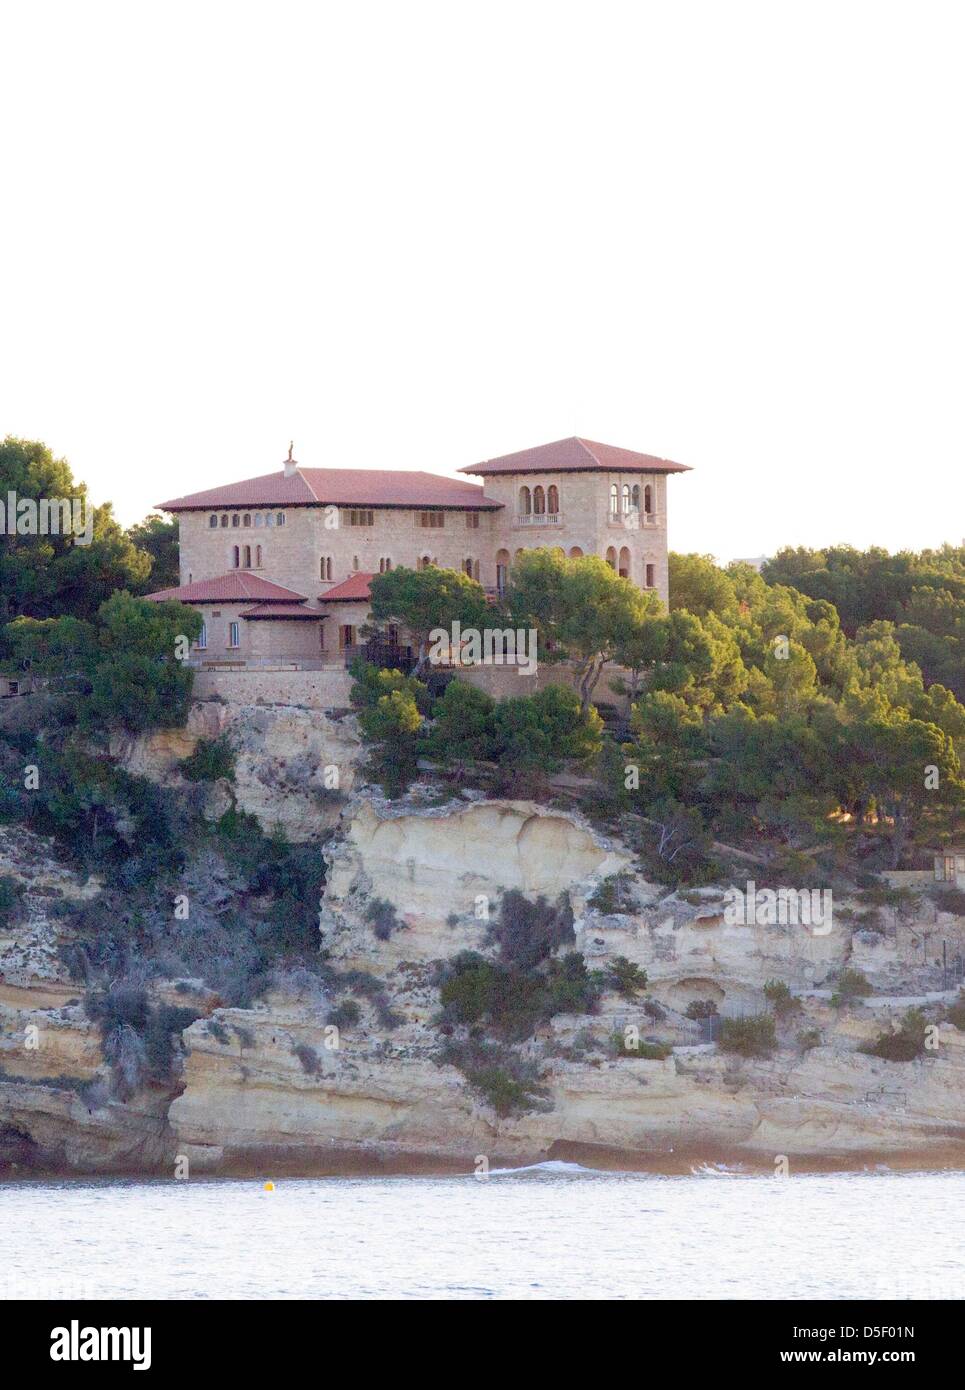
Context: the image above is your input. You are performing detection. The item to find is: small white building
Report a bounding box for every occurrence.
[933,847,965,891]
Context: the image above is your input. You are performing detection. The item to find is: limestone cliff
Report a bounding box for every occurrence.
[114,698,360,839]
[3,790,965,1177]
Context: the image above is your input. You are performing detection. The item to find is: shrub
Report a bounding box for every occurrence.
[719,1013,777,1058]
[946,994,965,1031]
[180,736,236,783]
[293,1042,323,1076]
[831,968,873,1007]
[796,1027,822,1052]
[606,955,648,998]
[930,886,965,916]
[85,986,199,1095]
[437,949,600,1041]
[861,1008,929,1062]
[609,1032,672,1060]
[588,873,637,915]
[0,874,23,921]
[365,898,402,941]
[489,889,574,970]
[684,999,718,1020]
[763,979,801,1016]
[328,999,361,1029]
[438,1037,548,1117]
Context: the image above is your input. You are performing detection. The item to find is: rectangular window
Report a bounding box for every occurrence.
[465,511,479,529]
[418,510,445,528]
[645,564,655,588]
[196,623,207,650]
[228,622,240,649]
[346,509,374,526]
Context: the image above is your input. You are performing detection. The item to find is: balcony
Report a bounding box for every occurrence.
[514,512,562,527]
[608,509,660,529]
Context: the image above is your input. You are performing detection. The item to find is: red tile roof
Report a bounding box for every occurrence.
[316,572,374,602]
[240,601,326,620]
[157,469,502,512]
[145,573,308,604]
[461,436,692,476]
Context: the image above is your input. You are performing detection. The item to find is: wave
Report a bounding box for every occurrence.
[484,1160,595,1177]
[689,1162,749,1177]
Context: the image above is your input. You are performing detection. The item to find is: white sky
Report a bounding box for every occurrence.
[1,1,963,562]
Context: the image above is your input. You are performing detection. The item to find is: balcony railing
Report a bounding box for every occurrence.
[608,509,660,528]
[514,512,562,526]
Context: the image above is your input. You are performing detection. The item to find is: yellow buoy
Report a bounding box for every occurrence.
[263,1181,275,1192]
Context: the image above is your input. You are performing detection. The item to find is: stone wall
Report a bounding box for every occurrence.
[193,667,354,709]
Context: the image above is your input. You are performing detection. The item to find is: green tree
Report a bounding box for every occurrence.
[358,687,424,796]
[509,549,654,711]
[127,515,180,592]
[0,437,151,624]
[5,592,201,734]
[426,679,499,777]
[368,565,492,676]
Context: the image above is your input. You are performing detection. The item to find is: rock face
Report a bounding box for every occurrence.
[115,699,362,839]
[4,791,965,1177]
[0,825,177,1172]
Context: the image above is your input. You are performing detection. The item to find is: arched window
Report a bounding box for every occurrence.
[243,513,251,527]
[463,558,474,576]
[254,513,264,527]
[243,544,252,568]
[518,486,531,515]
[418,555,432,571]
[379,557,392,573]
[320,557,332,581]
[277,512,286,526]
[569,546,583,558]
[618,547,631,579]
[232,545,240,568]
[265,512,275,527]
[609,484,618,514]
[547,485,559,514]
[644,484,652,514]
[605,546,617,570]
[232,513,240,527]
[496,548,510,596]
[621,484,630,514]
[220,514,229,528]
[631,484,640,511]
[352,555,360,571]
[533,485,545,515]
[255,544,262,567]
[208,514,218,528]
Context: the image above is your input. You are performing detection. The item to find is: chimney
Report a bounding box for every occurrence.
[284,441,298,478]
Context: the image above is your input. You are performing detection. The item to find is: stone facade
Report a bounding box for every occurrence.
[157,438,688,667]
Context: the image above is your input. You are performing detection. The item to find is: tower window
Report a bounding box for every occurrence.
[320,557,332,581]
[547,485,559,514]
[646,563,655,588]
